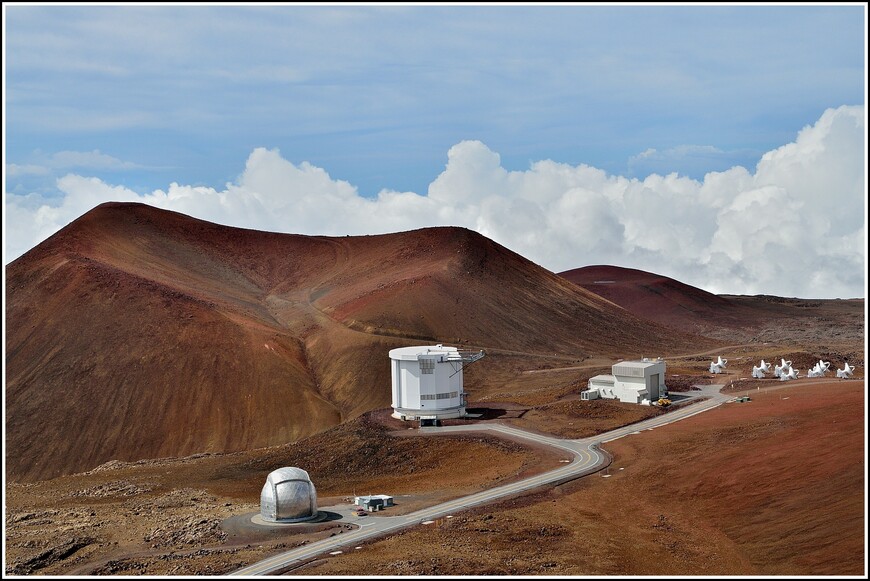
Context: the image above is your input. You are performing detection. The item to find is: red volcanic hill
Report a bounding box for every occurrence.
[6,203,714,482]
[558,265,865,348]
[559,265,751,335]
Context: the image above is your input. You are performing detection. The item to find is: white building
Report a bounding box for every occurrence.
[581,358,667,405]
[355,494,394,511]
[389,344,484,420]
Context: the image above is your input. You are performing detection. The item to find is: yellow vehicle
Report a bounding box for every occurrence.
[656,398,672,407]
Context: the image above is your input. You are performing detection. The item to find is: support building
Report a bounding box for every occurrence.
[581,358,667,405]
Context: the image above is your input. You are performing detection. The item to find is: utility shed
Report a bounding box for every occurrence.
[582,358,667,405]
[355,494,394,511]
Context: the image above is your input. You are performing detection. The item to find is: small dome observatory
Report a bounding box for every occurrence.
[260,467,318,523]
[389,344,485,421]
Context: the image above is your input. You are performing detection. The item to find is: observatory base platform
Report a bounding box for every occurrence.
[249,511,328,527]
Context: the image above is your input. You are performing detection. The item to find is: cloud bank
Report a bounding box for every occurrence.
[5,105,865,299]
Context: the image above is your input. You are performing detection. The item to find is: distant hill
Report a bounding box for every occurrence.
[6,203,713,482]
[558,265,864,345]
[558,265,745,335]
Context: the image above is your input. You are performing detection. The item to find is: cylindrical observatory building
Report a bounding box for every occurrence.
[389,344,485,421]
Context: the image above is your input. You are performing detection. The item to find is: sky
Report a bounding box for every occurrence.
[3,3,868,299]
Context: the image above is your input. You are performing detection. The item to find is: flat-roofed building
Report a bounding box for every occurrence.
[354,494,394,511]
[581,358,666,405]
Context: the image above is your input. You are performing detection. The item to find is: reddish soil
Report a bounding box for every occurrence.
[560,264,742,333]
[291,379,865,576]
[6,203,716,482]
[560,265,865,346]
[4,410,565,576]
[6,369,863,576]
[4,203,865,577]
[505,397,665,439]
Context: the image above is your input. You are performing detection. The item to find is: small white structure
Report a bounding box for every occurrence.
[807,360,831,378]
[355,495,394,512]
[389,344,484,421]
[752,359,772,379]
[260,467,318,523]
[709,355,727,374]
[779,366,800,381]
[774,359,793,378]
[837,362,855,379]
[582,358,667,405]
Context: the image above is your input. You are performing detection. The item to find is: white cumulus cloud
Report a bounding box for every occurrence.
[4,105,865,299]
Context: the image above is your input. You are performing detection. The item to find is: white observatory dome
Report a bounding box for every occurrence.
[260,467,318,522]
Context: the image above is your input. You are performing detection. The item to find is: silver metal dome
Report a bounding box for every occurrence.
[260,467,318,523]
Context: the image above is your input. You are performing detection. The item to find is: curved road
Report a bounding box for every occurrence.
[231,383,729,576]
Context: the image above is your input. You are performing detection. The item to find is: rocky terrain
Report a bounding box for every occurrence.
[6,367,863,576]
[293,378,865,576]
[5,409,567,575]
[4,202,865,576]
[6,203,713,482]
[561,264,864,346]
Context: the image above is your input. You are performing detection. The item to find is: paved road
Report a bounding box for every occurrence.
[231,384,729,575]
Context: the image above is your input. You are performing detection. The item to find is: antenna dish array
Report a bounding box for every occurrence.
[709,356,855,382]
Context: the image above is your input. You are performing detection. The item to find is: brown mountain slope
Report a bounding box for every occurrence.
[559,265,865,346]
[6,203,715,482]
[559,265,744,334]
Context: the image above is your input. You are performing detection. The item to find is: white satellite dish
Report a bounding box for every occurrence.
[752,359,771,379]
[807,360,831,378]
[836,362,854,379]
[709,355,728,374]
[774,359,793,378]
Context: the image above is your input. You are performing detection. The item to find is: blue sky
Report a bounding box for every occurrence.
[3,3,868,299]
